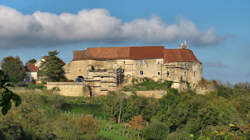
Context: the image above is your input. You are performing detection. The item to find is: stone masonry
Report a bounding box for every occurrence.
[63,45,202,96]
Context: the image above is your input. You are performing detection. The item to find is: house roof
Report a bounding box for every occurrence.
[42,56,48,59]
[164,49,200,63]
[72,46,200,63]
[73,46,164,60]
[26,63,38,72]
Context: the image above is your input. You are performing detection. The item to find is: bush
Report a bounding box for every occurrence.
[26,83,45,90]
[0,120,25,140]
[143,121,169,140]
[123,80,172,91]
[167,130,191,140]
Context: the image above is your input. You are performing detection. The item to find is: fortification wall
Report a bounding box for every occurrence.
[47,82,90,97]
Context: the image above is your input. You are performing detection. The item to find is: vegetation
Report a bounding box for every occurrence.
[123,78,173,91]
[38,51,66,82]
[1,56,26,83]
[0,81,249,139]
[25,58,37,65]
[0,70,21,115]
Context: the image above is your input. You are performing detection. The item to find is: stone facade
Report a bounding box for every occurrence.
[64,46,202,95]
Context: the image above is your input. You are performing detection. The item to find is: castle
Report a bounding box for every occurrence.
[64,45,202,95]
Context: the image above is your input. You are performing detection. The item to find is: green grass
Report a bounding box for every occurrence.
[68,104,109,118]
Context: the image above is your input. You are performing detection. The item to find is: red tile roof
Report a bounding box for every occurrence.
[26,63,38,72]
[87,47,131,60]
[130,46,164,59]
[72,46,200,63]
[42,56,48,59]
[164,49,200,63]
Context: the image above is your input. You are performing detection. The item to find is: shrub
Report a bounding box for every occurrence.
[123,80,172,91]
[143,121,169,140]
[0,120,25,140]
[167,130,191,140]
[26,83,45,90]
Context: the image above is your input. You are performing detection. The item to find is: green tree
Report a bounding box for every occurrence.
[143,121,169,140]
[25,58,37,65]
[38,51,66,82]
[0,70,21,115]
[1,56,26,83]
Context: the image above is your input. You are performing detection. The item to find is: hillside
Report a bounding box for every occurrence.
[0,82,249,140]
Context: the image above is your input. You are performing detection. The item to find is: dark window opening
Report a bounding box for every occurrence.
[75,76,84,82]
[167,71,170,77]
[89,65,95,71]
[116,68,125,86]
[158,72,161,75]
[140,71,144,75]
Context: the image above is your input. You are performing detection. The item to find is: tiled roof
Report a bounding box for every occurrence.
[73,50,89,61]
[26,63,38,72]
[72,46,200,63]
[87,47,131,60]
[73,46,164,60]
[164,49,200,63]
[42,56,48,59]
[129,46,164,59]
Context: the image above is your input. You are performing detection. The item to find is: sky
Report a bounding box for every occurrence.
[0,0,249,83]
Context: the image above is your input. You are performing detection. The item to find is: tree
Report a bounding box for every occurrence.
[0,70,21,115]
[25,58,37,65]
[38,51,66,82]
[143,121,169,140]
[1,56,26,83]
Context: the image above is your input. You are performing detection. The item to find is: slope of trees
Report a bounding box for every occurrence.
[0,81,249,139]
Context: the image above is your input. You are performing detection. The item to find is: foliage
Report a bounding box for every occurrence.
[123,79,172,91]
[0,120,25,140]
[0,80,249,140]
[143,121,169,140]
[26,83,45,90]
[1,56,26,83]
[25,58,37,65]
[129,115,146,130]
[38,50,66,82]
[0,70,21,115]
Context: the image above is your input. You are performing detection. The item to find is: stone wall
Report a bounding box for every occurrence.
[47,82,90,97]
[64,58,202,93]
[124,90,166,98]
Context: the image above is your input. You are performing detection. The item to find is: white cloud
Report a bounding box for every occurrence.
[0,5,223,48]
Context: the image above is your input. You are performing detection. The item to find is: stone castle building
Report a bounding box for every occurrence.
[64,45,202,95]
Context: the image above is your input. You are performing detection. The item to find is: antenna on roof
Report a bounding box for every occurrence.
[179,40,188,49]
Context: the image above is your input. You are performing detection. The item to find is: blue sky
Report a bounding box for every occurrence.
[0,0,249,83]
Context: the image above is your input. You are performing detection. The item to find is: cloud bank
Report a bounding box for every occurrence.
[0,5,223,48]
